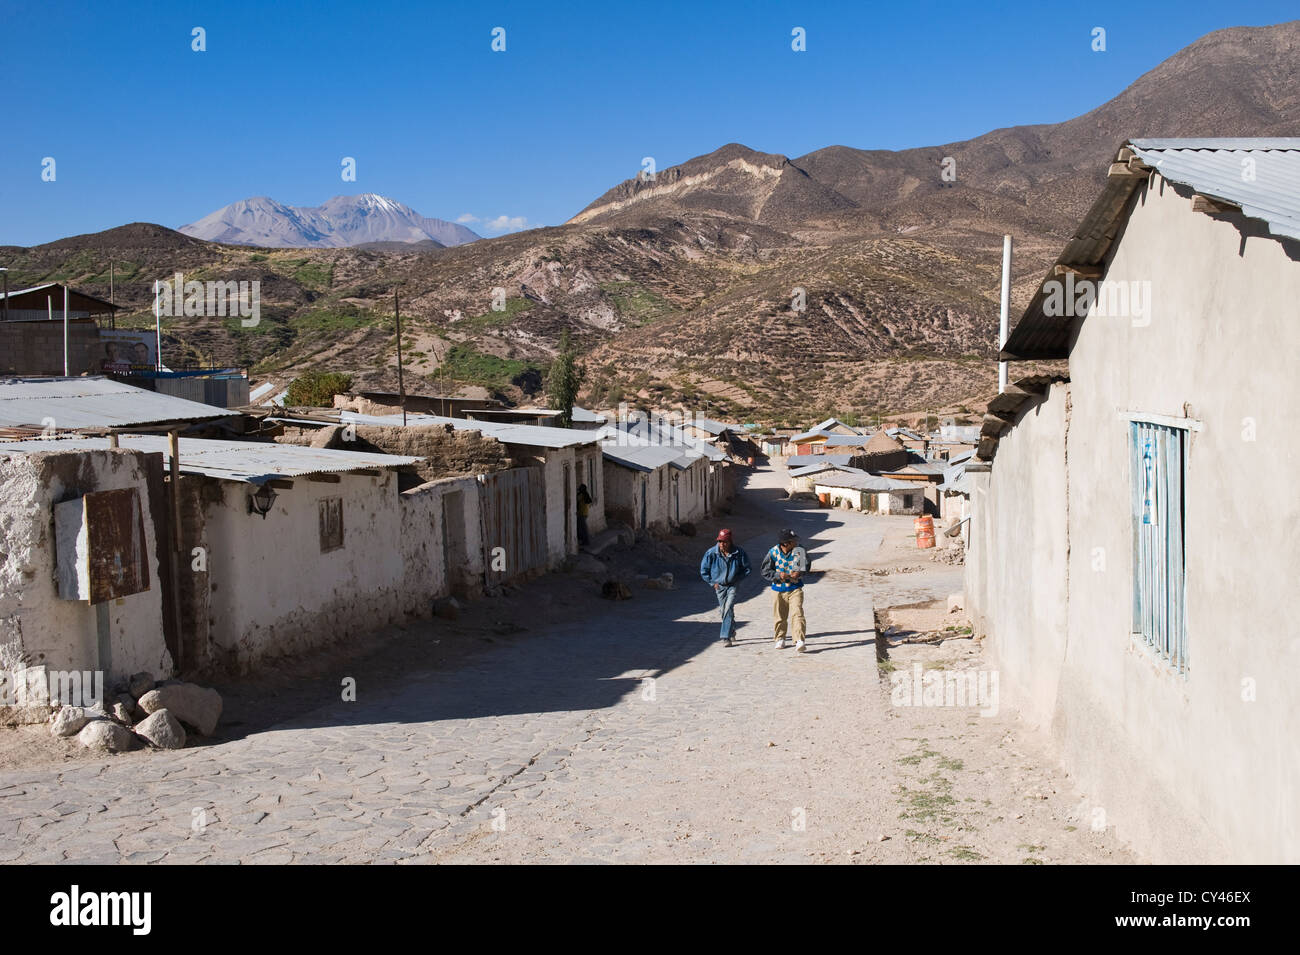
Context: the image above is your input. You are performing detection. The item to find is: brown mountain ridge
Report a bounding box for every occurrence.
[3,21,1297,424]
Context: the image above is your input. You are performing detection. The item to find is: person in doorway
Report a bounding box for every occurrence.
[761,528,809,651]
[576,483,593,547]
[699,528,751,647]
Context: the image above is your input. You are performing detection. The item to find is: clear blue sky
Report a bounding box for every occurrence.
[2,0,1295,246]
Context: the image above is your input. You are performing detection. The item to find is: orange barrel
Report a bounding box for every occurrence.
[914,515,935,549]
[818,492,830,507]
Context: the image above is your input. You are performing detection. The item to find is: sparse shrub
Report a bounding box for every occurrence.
[286,370,353,407]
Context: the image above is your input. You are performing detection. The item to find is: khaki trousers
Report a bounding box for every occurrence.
[772,587,806,642]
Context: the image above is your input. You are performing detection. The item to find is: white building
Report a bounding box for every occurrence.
[965,138,1300,863]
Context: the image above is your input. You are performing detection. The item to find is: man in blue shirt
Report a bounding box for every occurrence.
[760,528,809,651]
[699,528,751,647]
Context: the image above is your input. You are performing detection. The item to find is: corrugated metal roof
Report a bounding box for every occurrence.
[790,462,865,477]
[0,434,422,483]
[823,433,869,447]
[788,454,856,470]
[789,429,829,443]
[1003,138,1300,360]
[814,473,915,491]
[1129,139,1300,241]
[0,377,232,431]
[597,421,727,462]
[600,440,703,472]
[886,458,947,476]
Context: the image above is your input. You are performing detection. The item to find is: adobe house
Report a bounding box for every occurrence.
[853,430,910,472]
[0,284,120,377]
[600,437,716,533]
[812,473,923,514]
[964,139,1300,863]
[786,456,860,496]
[0,434,424,678]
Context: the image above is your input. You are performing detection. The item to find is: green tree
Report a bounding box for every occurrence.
[285,370,353,407]
[546,329,584,428]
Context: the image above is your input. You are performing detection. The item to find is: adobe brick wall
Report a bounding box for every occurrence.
[0,320,100,376]
[275,424,515,481]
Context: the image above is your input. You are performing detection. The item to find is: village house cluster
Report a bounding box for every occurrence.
[0,372,749,708]
[771,416,978,520]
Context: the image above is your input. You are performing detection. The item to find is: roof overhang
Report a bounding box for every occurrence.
[1002,137,1300,362]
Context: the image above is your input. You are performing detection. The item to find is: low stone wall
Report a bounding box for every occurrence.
[276,423,514,481]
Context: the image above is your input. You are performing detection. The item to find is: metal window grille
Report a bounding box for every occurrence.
[1130,421,1188,673]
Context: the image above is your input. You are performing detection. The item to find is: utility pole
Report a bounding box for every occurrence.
[394,290,407,427]
[1,267,8,324]
[999,234,1012,394]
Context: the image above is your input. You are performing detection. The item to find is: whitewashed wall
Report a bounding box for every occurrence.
[0,449,172,684]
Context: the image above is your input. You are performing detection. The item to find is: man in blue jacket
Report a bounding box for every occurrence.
[699,528,751,647]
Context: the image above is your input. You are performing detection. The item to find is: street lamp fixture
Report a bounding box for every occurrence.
[248,484,277,519]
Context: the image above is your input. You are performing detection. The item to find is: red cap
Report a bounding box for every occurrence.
[716,528,733,542]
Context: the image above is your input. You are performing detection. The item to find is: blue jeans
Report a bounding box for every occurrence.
[714,585,738,641]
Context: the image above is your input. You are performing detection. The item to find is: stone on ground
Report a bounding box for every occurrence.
[137,683,222,736]
[77,719,133,753]
[134,709,187,750]
[49,706,90,738]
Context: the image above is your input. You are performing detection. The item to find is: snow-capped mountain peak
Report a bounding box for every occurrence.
[180,194,479,248]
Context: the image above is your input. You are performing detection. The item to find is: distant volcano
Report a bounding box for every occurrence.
[180,194,480,248]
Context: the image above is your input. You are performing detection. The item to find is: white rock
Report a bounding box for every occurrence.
[137,683,222,736]
[50,706,90,738]
[134,709,187,750]
[77,719,133,753]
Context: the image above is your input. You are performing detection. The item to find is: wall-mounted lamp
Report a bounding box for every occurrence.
[248,484,277,519]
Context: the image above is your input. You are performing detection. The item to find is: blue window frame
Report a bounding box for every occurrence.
[1130,421,1188,673]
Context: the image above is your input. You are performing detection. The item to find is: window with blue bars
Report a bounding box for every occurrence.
[1130,421,1188,673]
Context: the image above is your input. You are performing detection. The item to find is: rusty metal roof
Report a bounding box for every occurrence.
[0,377,232,431]
[0,434,421,483]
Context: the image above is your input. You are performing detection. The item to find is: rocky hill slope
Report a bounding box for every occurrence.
[5,21,1296,423]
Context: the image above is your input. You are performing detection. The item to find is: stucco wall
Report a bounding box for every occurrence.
[969,176,1300,862]
[602,460,644,529]
[200,471,408,672]
[964,385,1071,731]
[1057,177,1300,863]
[0,449,173,684]
[398,475,484,607]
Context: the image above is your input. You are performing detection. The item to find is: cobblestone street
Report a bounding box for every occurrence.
[0,466,1134,864]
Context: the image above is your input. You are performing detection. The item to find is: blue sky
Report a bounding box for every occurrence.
[2,0,1295,246]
